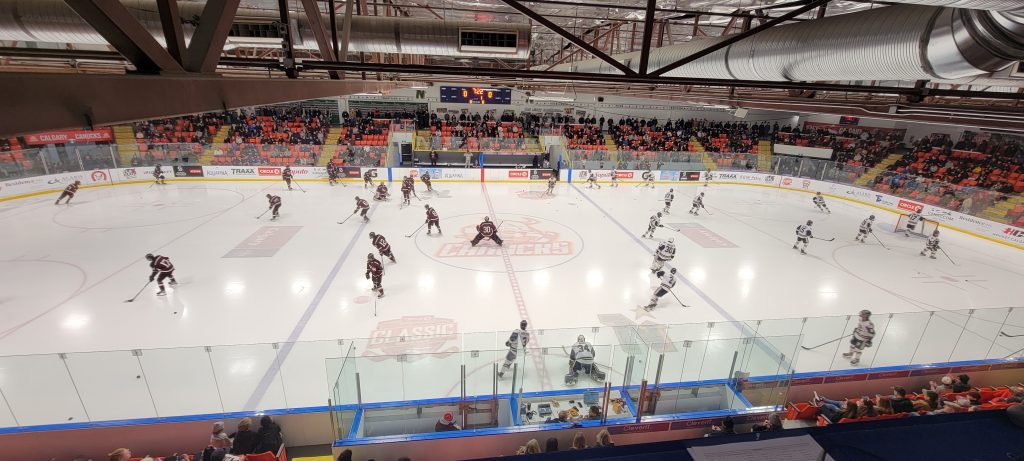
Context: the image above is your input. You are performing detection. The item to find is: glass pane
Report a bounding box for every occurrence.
[353,355,405,404]
[794,316,852,372]
[403,350,463,401]
[988,307,1024,359]
[699,338,744,382]
[0,354,88,426]
[0,387,16,427]
[64,351,156,421]
[871,311,930,367]
[464,349,499,399]
[138,347,223,417]
[913,310,970,365]
[277,340,345,409]
[209,344,287,412]
[950,308,1009,362]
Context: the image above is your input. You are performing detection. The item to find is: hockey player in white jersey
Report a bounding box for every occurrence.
[609,169,619,187]
[904,212,922,236]
[651,237,676,273]
[643,267,677,311]
[793,220,813,254]
[704,169,713,187]
[497,320,530,378]
[920,230,941,259]
[689,192,705,215]
[854,215,875,243]
[644,169,655,188]
[565,335,606,386]
[842,310,875,365]
[812,192,830,213]
[663,189,675,213]
[641,212,664,239]
[586,170,601,189]
[546,175,556,195]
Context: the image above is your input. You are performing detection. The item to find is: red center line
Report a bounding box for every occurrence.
[480,184,552,390]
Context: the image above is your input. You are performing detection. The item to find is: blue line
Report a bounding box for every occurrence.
[726,382,754,408]
[347,408,363,439]
[619,389,639,418]
[567,168,573,183]
[242,205,376,410]
[571,184,785,369]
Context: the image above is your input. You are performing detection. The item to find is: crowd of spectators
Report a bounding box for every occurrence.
[424,111,537,152]
[103,416,284,461]
[134,114,224,147]
[513,429,615,455]
[889,133,1024,193]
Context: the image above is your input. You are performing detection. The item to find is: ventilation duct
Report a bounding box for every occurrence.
[0,0,530,59]
[543,3,1024,87]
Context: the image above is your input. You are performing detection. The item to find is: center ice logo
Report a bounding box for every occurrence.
[436,216,575,258]
[364,315,459,361]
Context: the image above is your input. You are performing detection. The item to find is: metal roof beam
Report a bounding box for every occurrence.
[63,0,184,74]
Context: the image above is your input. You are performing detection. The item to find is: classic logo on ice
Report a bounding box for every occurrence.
[364,315,459,360]
[436,216,575,258]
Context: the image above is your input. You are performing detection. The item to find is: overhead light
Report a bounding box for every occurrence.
[352,92,382,96]
[530,96,575,102]
[410,85,429,89]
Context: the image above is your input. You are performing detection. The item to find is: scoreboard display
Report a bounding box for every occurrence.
[440,86,512,104]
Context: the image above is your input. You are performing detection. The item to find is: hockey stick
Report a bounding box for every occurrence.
[667,288,690,308]
[999,331,1024,338]
[801,334,851,350]
[124,281,152,303]
[939,247,958,265]
[337,211,357,224]
[405,222,427,238]
[812,236,836,242]
[294,181,307,193]
[701,204,713,216]
[871,232,890,250]
[256,208,271,219]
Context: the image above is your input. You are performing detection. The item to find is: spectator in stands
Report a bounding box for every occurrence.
[210,421,232,449]
[952,374,972,392]
[930,400,964,415]
[706,415,736,437]
[337,449,353,461]
[435,411,461,432]
[930,376,954,393]
[516,439,541,455]
[586,405,602,420]
[914,390,940,412]
[813,393,858,421]
[430,150,438,166]
[888,386,915,413]
[108,448,131,461]
[752,413,783,432]
[571,431,588,450]
[858,398,880,417]
[230,417,260,455]
[256,415,283,454]
[544,437,559,452]
[876,395,895,414]
[546,410,570,424]
[594,429,615,447]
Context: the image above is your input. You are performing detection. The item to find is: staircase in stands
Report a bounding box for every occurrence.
[316,127,342,166]
[112,125,138,166]
[757,140,773,171]
[689,137,715,170]
[604,134,619,164]
[978,195,1024,224]
[197,125,231,164]
[853,153,903,186]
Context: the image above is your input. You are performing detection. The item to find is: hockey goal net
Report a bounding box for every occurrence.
[895,213,939,237]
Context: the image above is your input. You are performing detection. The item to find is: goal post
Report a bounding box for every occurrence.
[895,213,939,237]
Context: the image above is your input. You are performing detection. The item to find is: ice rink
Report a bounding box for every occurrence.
[1,177,1023,425]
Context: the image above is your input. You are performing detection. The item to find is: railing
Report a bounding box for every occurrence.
[414,135,544,154]
[570,150,758,173]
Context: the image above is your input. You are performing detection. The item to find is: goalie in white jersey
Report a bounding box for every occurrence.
[854,215,875,243]
[651,237,676,273]
[642,212,664,239]
[497,320,530,378]
[920,230,941,259]
[689,192,705,215]
[903,212,922,236]
[842,310,875,365]
[643,267,677,311]
[812,192,830,214]
[663,189,675,213]
[565,335,605,386]
[793,220,813,254]
[546,175,557,195]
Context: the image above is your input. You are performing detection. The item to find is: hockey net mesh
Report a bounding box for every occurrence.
[895,214,939,237]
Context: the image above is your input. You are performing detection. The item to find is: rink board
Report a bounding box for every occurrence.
[1,166,1021,249]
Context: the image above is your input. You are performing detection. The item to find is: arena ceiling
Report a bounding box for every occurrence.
[1,0,1023,135]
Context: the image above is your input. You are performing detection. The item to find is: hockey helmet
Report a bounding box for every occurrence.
[700,192,705,196]
[816,192,822,196]
[354,196,361,200]
[367,253,375,259]
[668,237,674,243]
[669,267,677,274]
[859,309,871,318]
[74,180,81,185]
[669,188,674,192]
[369,232,377,239]
[265,194,271,198]
[657,212,663,217]
[577,335,586,343]
[145,253,155,261]
[869,215,876,220]
[806,220,813,226]
[484,216,491,222]
[520,320,528,330]
[933,230,940,236]
[424,205,430,210]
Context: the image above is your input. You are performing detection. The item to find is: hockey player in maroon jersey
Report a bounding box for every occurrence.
[146,253,177,296]
[425,205,441,235]
[374,182,389,201]
[55,180,81,205]
[421,171,434,192]
[354,196,370,222]
[326,162,338,186]
[153,164,167,184]
[365,253,385,298]
[282,166,294,190]
[470,216,502,247]
[363,170,374,188]
[265,194,282,220]
[401,177,413,205]
[369,232,397,262]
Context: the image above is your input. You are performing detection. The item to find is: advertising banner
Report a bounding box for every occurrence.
[23,129,114,145]
[173,165,205,178]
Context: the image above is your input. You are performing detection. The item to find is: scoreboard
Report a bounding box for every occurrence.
[440,86,512,104]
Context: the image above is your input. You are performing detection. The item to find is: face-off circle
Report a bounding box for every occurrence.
[414,213,584,272]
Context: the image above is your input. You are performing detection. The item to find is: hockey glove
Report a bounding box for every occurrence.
[365,272,370,279]
[149,275,155,282]
[865,340,873,348]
